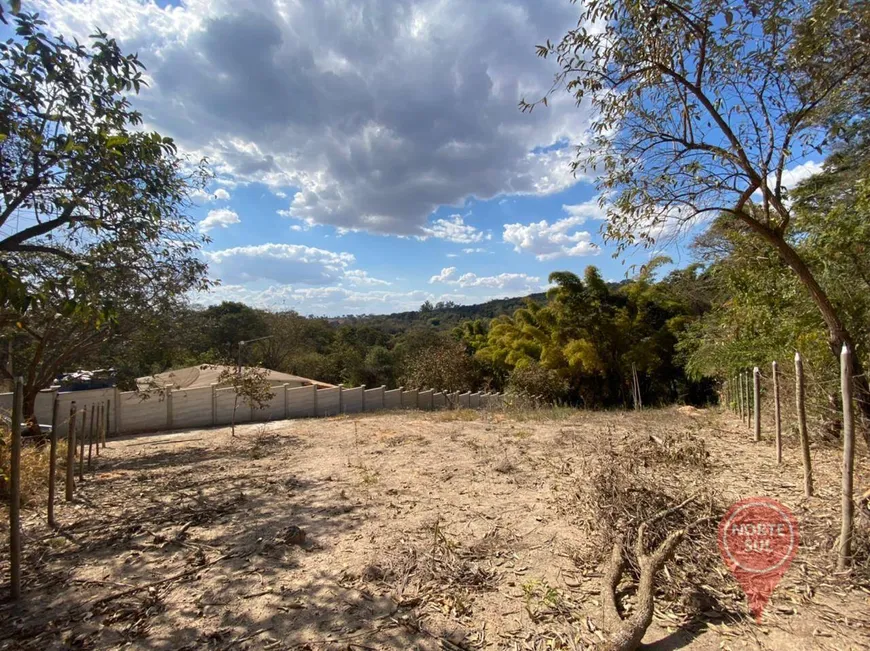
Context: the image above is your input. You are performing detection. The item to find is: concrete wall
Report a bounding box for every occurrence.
[384,388,402,410]
[418,389,434,410]
[0,381,506,437]
[364,387,384,412]
[316,387,340,417]
[287,385,316,418]
[342,386,363,414]
[401,389,418,409]
[172,386,212,429]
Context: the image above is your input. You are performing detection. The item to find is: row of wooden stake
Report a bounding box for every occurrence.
[6,376,111,600]
[724,347,857,571]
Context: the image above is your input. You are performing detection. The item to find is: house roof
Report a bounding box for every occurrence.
[137,365,336,391]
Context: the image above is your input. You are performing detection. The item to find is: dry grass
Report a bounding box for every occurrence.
[2,407,869,650]
[0,425,65,508]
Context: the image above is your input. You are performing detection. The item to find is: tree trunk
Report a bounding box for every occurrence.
[752,224,870,450]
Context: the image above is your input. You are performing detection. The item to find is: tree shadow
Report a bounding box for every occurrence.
[0,430,442,650]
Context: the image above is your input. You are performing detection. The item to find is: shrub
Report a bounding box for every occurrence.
[506,361,567,403]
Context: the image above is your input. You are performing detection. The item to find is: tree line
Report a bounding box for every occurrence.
[1,0,868,432]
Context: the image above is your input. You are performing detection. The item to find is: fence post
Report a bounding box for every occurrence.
[210,383,218,426]
[773,361,782,463]
[312,385,318,417]
[744,370,751,425]
[795,352,813,497]
[738,372,744,422]
[103,401,109,448]
[78,404,89,482]
[48,391,60,527]
[753,367,761,442]
[9,377,23,600]
[166,384,174,430]
[87,404,96,469]
[65,402,77,501]
[361,384,366,412]
[838,344,855,571]
[113,387,121,434]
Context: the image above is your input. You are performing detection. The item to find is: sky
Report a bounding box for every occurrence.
[27,0,823,316]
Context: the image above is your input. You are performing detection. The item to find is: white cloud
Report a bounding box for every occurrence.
[455,272,541,291]
[33,0,594,237]
[205,243,354,285]
[462,247,488,254]
[344,269,391,286]
[503,200,602,260]
[420,214,488,244]
[429,266,458,284]
[774,160,823,192]
[429,267,542,292]
[190,187,232,204]
[198,208,240,233]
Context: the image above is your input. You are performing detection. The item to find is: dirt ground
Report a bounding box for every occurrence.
[1,406,869,650]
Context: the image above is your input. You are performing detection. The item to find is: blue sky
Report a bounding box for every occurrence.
[28,0,821,316]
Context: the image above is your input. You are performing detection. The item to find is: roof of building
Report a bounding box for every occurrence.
[137,365,335,391]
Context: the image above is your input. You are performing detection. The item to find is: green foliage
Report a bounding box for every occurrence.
[0,10,210,318]
[215,364,274,437]
[678,130,870,419]
[401,341,479,392]
[506,362,567,403]
[473,264,713,407]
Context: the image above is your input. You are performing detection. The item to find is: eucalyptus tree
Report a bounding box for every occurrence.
[526,0,870,424]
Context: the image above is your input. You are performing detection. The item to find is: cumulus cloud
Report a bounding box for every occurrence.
[198,208,240,233]
[34,0,594,236]
[503,200,602,260]
[344,269,392,286]
[773,160,823,192]
[421,214,488,244]
[429,268,542,292]
[429,267,458,284]
[204,243,354,285]
[462,247,488,254]
[191,187,233,204]
[456,272,541,291]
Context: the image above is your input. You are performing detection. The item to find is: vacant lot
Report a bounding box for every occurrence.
[1,407,869,650]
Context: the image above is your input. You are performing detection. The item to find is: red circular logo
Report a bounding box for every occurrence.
[717,497,799,621]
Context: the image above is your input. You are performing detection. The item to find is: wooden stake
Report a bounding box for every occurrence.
[738,372,744,421]
[9,377,23,600]
[65,402,78,501]
[753,367,761,442]
[104,400,110,448]
[795,353,813,497]
[48,392,59,527]
[838,344,855,571]
[87,404,96,469]
[773,361,782,463]
[78,405,88,482]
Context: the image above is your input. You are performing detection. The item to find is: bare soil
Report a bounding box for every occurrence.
[1,407,869,650]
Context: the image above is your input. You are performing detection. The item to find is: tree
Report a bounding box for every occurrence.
[401,342,478,393]
[0,9,209,316]
[201,302,269,357]
[215,365,274,438]
[0,243,207,421]
[527,0,870,427]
